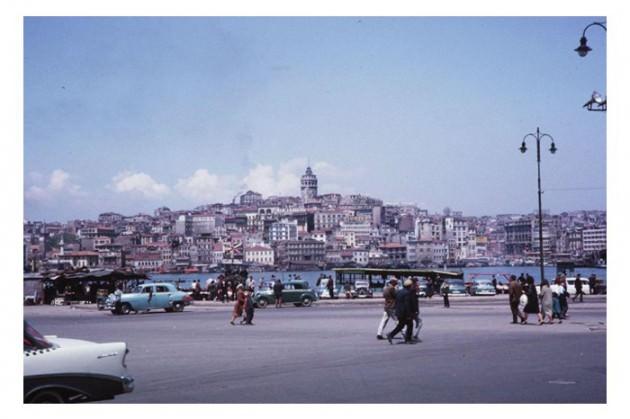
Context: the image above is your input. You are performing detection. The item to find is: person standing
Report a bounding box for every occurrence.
[539,280,554,324]
[242,287,255,325]
[441,280,450,308]
[573,273,584,302]
[588,274,597,295]
[230,284,245,325]
[386,279,414,344]
[508,275,522,324]
[273,279,284,308]
[491,275,498,294]
[326,276,335,299]
[377,278,398,340]
[113,283,123,314]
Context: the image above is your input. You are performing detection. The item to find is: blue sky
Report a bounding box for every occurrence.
[23,17,607,221]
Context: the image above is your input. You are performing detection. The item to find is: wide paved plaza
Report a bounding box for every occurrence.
[24,295,606,403]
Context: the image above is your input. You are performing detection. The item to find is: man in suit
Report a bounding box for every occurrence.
[508,275,522,324]
[386,279,415,344]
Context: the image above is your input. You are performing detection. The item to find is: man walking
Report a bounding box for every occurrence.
[410,278,423,341]
[386,279,414,344]
[508,275,522,324]
[273,279,284,308]
[377,278,398,340]
[573,273,584,302]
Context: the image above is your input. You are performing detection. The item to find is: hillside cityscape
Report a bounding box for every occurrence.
[23,165,607,273]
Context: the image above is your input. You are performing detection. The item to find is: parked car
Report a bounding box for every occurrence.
[352,279,373,298]
[470,279,496,296]
[416,279,428,297]
[24,321,134,403]
[446,279,468,296]
[564,277,591,295]
[105,283,192,314]
[254,280,318,308]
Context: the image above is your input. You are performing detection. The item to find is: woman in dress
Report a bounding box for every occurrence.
[230,284,245,325]
[523,277,543,325]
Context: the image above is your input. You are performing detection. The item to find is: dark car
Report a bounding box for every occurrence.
[254,280,318,308]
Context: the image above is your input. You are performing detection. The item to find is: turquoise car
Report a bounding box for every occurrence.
[106,283,192,315]
[254,281,318,308]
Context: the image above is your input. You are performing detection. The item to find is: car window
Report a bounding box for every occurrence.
[284,284,294,290]
[155,285,169,292]
[142,286,154,293]
[131,286,142,294]
[293,282,304,290]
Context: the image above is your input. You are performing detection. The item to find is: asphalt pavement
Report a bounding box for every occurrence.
[24,295,606,403]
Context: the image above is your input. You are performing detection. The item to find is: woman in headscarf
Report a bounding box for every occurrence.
[539,280,554,324]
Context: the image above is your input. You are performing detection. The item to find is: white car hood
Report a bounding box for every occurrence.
[25,338,129,378]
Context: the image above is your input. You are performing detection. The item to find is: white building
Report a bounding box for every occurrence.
[269,219,299,241]
[582,227,606,253]
[244,245,275,266]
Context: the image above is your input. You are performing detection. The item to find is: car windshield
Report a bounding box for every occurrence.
[449,280,465,287]
[131,286,143,293]
[24,321,53,350]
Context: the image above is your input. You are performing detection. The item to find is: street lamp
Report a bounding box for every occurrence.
[574,21,606,57]
[519,127,557,285]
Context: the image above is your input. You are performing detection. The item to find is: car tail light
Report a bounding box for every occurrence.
[184,295,192,303]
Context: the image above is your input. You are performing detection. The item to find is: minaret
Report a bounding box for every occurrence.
[59,235,65,256]
[300,166,318,203]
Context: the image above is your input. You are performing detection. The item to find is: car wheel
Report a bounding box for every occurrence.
[358,289,367,297]
[257,298,268,308]
[301,296,313,307]
[29,389,65,403]
[173,302,184,312]
[110,309,118,315]
[164,307,174,313]
[121,303,132,315]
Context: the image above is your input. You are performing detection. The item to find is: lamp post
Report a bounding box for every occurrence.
[574,21,606,57]
[519,127,557,284]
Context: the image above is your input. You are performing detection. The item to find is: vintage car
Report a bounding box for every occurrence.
[105,283,192,314]
[445,279,468,296]
[254,280,318,308]
[470,279,497,296]
[24,321,134,403]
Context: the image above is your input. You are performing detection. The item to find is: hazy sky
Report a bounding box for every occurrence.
[24,17,607,221]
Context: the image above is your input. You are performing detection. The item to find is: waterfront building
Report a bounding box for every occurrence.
[379,243,407,263]
[244,245,275,266]
[504,218,533,256]
[582,227,607,253]
[285,239,325,264]
[300,166,318,203]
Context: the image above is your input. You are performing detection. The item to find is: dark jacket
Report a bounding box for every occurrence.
[395,287,414,320]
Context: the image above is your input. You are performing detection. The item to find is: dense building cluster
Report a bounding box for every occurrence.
[23,166,607,273]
